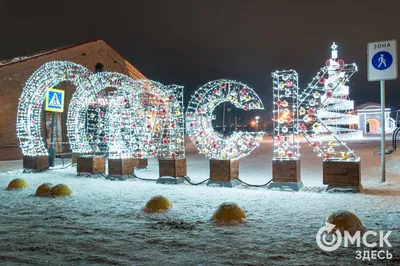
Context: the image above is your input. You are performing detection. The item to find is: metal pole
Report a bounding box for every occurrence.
[222,102,226,135]
[49,112,55,167]
[380,80,386,183]
[235,116,238,131]
[227,108,231,135]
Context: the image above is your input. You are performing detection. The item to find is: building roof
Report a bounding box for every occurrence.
[0,39,147,79]
[354,102,381,111]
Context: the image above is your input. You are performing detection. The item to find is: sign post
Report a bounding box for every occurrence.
[45,88,65,167]
[368,40,398,183]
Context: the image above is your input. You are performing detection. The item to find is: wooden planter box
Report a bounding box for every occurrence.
[159,158,187,177]
[272,159,300,182]
[108,158,134,176]
[77,155,106,174]
[133,159,148,169]
[23,155,49,170]
[72,153,79,164]
[323,160,361,187]
[210,159,239,181]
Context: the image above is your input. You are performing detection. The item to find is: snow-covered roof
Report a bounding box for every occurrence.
[0,41,90,67]
[0,39,117,68]
[0,39,148,80]
[354,102,381,111]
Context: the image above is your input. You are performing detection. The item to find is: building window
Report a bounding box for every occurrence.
[95,63,104,73]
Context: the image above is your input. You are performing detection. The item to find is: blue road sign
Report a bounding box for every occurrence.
[45,88,65,112]
[372,51,393,70]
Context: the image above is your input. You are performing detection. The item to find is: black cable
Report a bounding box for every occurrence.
[98,172,107,178]
[128,173,157,181]
[48,163,73,170]
[236,178,273,187]
[182,176,209,185]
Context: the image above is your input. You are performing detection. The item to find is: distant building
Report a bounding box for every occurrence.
[0,39,147,160]
[353,102,395,134]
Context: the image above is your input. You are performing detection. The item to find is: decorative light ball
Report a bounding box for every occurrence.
[328,140,336,147]
[313,92,321,98]
[7,178,29,190]
[143,195,172,213]
[312,123,320,131]
[278,82,285,89]
[281,100,289,108]
[324,210,365,235]
[281,126,288,133]
[35,183,53,197]
[303,115,312,123]
[282,142,289,149]
[299,107,306,115]
[50,184,72,197]
[309,99,316,106]
[341,152,349,159]
[211,202,246,225]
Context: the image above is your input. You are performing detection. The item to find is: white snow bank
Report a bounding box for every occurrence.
[0,139,399,265]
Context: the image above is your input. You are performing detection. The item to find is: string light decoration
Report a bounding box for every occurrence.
[132,80,175,159]
[86,89,109,154]
[156,85,186,159]
[186,79,265,160]
[102,82,185,159]
[17,60,184,160]
[104,80,177,159]
[318,43,362,139]
[272,70,300,159]
[297,43,359,160]
[105,90,140,158]
[67,73,167,157]
[67,73,185,160]
[17,61,92,156]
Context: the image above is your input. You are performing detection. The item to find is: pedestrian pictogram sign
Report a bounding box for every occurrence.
[368,40,398,81]
[45,88,64,112]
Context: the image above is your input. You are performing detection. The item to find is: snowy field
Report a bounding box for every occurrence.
[1,137,399,265]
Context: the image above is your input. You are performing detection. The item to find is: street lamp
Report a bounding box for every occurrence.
[255,116,260,131]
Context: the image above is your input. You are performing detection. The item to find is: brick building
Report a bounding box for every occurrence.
[0,39,147,161]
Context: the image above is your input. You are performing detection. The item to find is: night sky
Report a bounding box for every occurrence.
[1,0,400,122]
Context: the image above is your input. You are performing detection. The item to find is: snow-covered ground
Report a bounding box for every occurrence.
[1,137,399,265]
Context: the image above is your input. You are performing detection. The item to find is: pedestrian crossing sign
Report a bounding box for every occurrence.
[45,88,65,112]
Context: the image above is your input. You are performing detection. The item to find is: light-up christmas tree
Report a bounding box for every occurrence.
[317,43,362,139]
[296,43,359,160]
